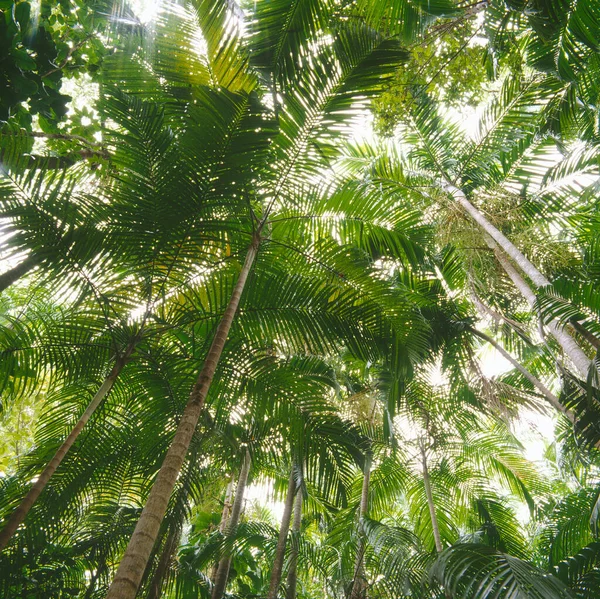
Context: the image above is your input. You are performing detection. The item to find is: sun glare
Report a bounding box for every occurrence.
[128,0,162,23]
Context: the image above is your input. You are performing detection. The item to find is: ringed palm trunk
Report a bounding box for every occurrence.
[267,467,297,599]
[446,184,591,377]
[106,236,260,599]
[0,255,38,293]
[285,485,302,599]
[349,451,372,599]
[211,448,252,599]
[0,342,136,551]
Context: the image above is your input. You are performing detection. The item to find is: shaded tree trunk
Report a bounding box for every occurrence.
[421,444,442,553]
[349,451,372,599]
[210,475,235,582]
[0,342,135,551]
[468,326,573,419]
[211,448,252,599]
[0,255,38,293]
[267,467,297,599]
[487,238,591,378]
[285,486,302,599]
[106,236,260,599]
[148,527,181,599]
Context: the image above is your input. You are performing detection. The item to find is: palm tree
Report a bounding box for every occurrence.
[99,1,426,595]
[2,1,600,598]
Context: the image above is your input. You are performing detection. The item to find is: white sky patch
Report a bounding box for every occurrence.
[128,0,162,23]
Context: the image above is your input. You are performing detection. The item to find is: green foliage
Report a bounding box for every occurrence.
[0,1,600,598]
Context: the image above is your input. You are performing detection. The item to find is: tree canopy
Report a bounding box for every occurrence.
[0,1,599,598]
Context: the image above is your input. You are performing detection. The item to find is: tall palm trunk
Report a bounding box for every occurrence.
[0,342,135,551]
[349,451,372,599]
[468,326,572,419]
[285,486,302,599]
[210,475,235,582]
[0,255,38,293]
[421,444,442,553]
[148,527,181,599]
[267,467,297,599]
[211,448,252,599]
[446,183,591,376]
[445,184,551,288]
[106,236,260,599]
[488,239,591,378]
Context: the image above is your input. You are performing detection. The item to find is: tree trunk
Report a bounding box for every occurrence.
[0,255,38,293]
[421,445,442,554]
[105,237,259,599]
[210,475,235,582]
[0,343,135,551]
[349,451,372,599]
[211,448,252,599]
[488,239,591,378]
[285,486,302,599]
[267,468,297,599]
[148,527,181,599]
[468,326,573,419]
[447,183,591,376]
[445,184,551,288]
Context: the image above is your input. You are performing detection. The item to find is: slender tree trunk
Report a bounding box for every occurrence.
[0,343,135,551]
[468,326,573,419]
[148,527,181,599]
[469,290,529,338]
[267,468,297,599]
[487,239,591,378]
[285,486,302,599]
[0,255,38,293]
[445,184,551,288]
[211,448,252,599]
[106,237,260,599]
[421,445,442,554]
[447,182,591,376]
[218,477,235,534]
[210,475,235,582]
[349,451,372,599]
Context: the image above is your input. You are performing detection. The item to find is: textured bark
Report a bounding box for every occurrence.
[0,344,134,551]
[106,238,260,599]
[210,475,235,582]
[489,240,591,378]
[267,468,297,599]
[148,527,181,599]
[421,445,442,554]
[349,451,372,599]
[211,449,252,599]
[0,255,38,293]
[469,326,573,419]
[285,487,303,599]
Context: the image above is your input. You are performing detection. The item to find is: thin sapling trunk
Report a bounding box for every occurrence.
[0,341,136,551]
[267,467,297,599]
[211,448,252,599]
[349,451,372,599]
